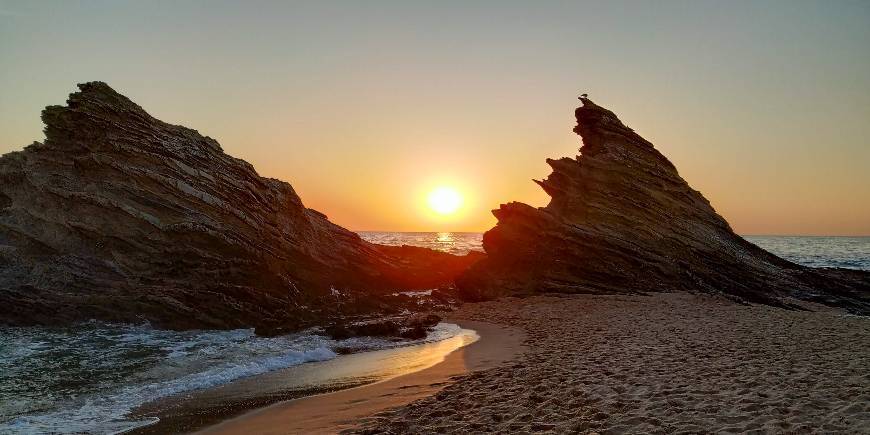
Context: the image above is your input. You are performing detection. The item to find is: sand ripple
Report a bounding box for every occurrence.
[350,293,870,434]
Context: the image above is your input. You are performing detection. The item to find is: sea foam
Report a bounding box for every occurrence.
[0,322,460,434]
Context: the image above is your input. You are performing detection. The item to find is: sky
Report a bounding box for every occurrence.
[1,1,869,235]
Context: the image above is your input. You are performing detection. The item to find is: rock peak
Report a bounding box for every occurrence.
[39,82,150,150]
[575,98,630,131]
[62,81,150,119]
[573,98,654,157]
[77,80,127,98]
[38,81,225,154]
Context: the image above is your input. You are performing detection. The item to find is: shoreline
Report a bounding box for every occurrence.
[15,290,868,433]
[126,323,476,434]
[195,320,526,434]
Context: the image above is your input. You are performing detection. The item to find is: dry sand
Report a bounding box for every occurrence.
[197,321,525,434]
[196,293,869,434]
[351,293,870,434]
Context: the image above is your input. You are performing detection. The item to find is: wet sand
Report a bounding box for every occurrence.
[350,293,870,434]
[130,324,507,434]
[197,321,525,434]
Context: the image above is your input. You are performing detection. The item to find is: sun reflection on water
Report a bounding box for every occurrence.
[435,232,454,251]
[358,232,483,256]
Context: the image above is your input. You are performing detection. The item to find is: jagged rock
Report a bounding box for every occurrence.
[373,245,486,289]
[398,313,441,339]
[457,98,870,313]
[0,82,481,330]
[324,313,442,341]
[325,319,400,340]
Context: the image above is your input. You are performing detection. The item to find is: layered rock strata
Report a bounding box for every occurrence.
[0,82,480,329]
[458,98,870,314]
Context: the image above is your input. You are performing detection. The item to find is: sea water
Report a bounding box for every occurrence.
[743,235,870,270]
[358,231,483,256]
[1,232,866,433]
[0,319,461,434]
[361,232,870,270]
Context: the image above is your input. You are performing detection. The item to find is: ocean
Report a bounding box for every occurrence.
[742,235,870,270]
[361,232,870,270]
[1,233,867,433]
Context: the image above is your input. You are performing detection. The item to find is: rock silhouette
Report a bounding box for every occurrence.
[0,82,481,330]
[458,98,870,313]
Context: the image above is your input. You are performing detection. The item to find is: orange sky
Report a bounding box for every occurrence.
[1,2,869,235]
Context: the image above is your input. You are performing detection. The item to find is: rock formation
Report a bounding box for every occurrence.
[458,98,870,314]
[0,82,481,330]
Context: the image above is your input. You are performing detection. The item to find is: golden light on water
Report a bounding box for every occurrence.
[436,232,453,243]
[427,187,462,215]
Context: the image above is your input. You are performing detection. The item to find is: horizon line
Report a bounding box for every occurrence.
[353,230,870,238]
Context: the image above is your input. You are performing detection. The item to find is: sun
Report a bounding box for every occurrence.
[428,187,462,215]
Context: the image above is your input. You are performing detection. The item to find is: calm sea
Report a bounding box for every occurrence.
[1,233,867,433]
[360,232,870,271]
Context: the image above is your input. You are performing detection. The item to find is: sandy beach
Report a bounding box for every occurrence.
[188,292,869,434]
[339,293,869,434]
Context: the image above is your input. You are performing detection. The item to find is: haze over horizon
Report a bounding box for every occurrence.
[1,0,869,235]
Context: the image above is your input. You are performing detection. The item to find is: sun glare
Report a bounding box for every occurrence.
[428,187,462,215]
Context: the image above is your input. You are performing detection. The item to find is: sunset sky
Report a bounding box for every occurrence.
[1,1,868,234]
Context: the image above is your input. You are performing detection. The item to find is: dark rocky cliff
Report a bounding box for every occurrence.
[0,82,480,330]
[457,98,870,313]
